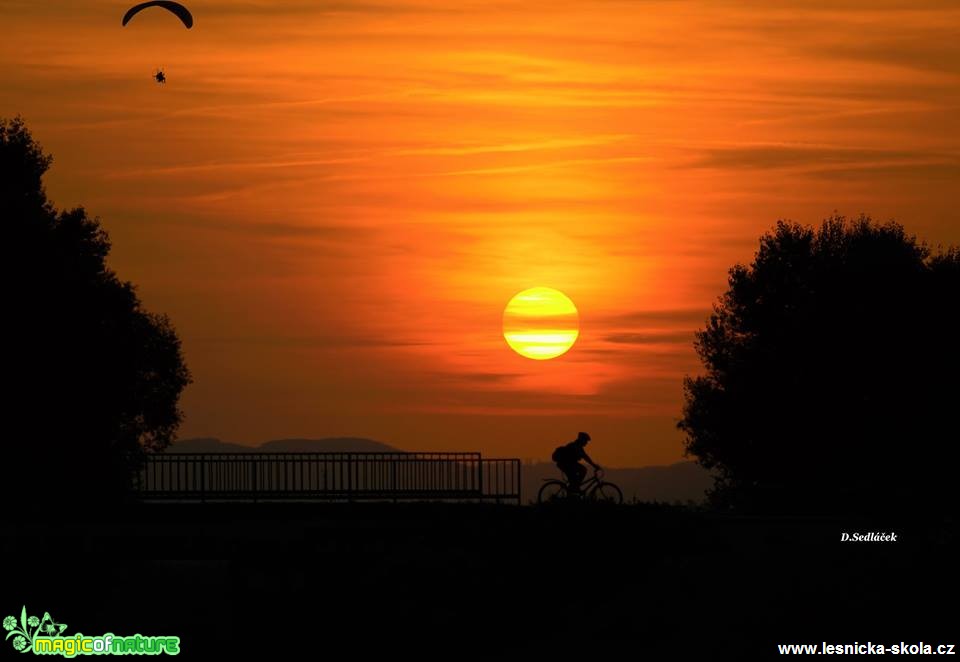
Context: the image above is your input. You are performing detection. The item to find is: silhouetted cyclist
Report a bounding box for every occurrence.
[551,432,601,493]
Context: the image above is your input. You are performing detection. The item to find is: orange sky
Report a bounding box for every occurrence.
[3,1,959,465]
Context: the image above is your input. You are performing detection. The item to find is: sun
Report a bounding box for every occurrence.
[503,287,580,360]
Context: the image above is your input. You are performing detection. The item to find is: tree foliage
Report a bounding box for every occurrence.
[2,116,191,503]
[679,215,960,514]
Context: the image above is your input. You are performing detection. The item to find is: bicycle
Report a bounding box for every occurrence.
[537,469,623,504]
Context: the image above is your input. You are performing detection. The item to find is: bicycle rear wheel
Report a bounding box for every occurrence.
[590,481,623,504]
[538,480,569,504]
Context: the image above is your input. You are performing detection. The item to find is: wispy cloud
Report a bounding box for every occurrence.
[4,0,959,465]
[603,331,696,345]
[688,145,947,171]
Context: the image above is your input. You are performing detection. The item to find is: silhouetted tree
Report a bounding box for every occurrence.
[679,215,960,515]
[2,117,191,505]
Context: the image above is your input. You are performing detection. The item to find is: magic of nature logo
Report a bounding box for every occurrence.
[3,606,180,657]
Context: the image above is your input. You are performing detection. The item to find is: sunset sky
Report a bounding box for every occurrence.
[3,0,959,466]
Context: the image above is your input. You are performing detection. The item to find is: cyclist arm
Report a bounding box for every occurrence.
[581,451,600,470]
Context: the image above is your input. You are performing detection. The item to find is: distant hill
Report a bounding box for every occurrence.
[168,438,713,503]
[522,460,714,505]
[170,437,402,453]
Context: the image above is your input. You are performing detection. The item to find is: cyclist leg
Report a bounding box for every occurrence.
[572,463,586,492]
[557,462,578,491]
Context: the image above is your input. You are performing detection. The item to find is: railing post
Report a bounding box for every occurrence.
[477,456,483,499]
[514,459,520,504]
[347,455,353,502]
[251,458,258,503]
[392,459,398,503]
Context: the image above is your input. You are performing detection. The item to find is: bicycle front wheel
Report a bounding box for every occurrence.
[538,481,569,504]
[590,481,623,504]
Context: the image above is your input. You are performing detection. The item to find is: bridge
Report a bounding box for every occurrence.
[137,452,522,504]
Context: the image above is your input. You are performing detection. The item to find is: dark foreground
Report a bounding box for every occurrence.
[4,503,956,659]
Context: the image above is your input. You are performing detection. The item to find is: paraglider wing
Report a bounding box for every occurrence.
[122,1,193,29]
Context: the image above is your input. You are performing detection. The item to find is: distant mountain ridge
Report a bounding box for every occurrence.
[171,437,401,453]
[169,438,713,503]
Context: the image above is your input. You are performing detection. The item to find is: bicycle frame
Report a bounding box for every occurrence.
[548,470,604,493]
[539,469,622,504]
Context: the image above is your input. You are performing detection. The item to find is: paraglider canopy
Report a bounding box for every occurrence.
[122,1,193,29]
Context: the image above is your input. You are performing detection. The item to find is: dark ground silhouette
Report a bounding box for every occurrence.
[5,504,956,659]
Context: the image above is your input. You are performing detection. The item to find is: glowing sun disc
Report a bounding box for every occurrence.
[503,287,579,360]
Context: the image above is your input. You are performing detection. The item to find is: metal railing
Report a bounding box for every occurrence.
[481,459,522,504]
[137,452,521,503]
